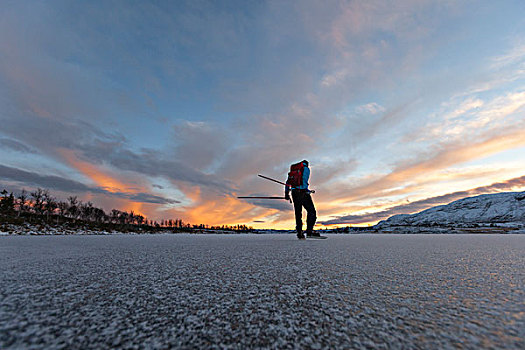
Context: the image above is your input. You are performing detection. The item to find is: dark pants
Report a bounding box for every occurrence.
[291,189,317,234]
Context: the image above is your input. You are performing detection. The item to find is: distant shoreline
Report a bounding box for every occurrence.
[2,222,524,236]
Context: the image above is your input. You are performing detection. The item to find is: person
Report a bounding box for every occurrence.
[285,160,318,239]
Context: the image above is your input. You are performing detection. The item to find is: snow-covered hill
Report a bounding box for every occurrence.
[376,191,525,230]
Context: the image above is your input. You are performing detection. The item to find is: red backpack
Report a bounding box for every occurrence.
[286,162,304,188]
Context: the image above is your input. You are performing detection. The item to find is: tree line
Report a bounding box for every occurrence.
[0,187,253,233]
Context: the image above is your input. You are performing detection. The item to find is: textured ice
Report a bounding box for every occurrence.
[0,234,524,349]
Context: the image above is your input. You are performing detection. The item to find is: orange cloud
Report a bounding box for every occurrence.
[61,149,135,193]
[183,195,275,227]
[322,175,525,226]
[327,125,525,203]
[122,201,146,218]
[59,149,152,218]
[313,163,523,227]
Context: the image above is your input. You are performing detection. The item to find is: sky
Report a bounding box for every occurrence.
[1,0,524,229]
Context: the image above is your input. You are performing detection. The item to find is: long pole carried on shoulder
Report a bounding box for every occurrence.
[258,174,287,186]
[258,174,315,193]
[237,196,287,199]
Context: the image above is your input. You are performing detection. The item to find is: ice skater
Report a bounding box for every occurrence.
[285,160,319,240]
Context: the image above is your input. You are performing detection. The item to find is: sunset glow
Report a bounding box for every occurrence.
[1,1,524,229]
[61,150,133,194]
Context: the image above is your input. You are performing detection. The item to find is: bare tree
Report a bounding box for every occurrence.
[17,190,28,217]
[119,211,128,225]
[30,188,46,215]
[67,196,79,219]
[80,201,94,221]
[0,190,15,215]
[47,198,58,224]
[93,207,106,223]
[42,190,56,222]
[57,201,68,218]
[110,209,120,224]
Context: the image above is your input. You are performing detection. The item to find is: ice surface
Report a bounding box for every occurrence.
[0,234,523,348]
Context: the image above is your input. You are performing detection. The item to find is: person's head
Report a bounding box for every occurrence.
[302,160,309,167]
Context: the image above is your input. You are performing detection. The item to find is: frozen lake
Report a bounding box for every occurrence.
[1,234,523,349]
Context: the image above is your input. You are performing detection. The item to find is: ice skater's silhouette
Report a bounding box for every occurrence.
[285,160,318,239]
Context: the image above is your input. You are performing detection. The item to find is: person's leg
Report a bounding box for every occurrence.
[292,190,304,238]
[303,193,317,236]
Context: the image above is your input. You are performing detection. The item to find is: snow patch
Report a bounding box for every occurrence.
[376,191,525,233]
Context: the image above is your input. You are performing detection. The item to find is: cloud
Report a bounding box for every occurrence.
[442,98,484,121]
[0,164,95,193]
[315,0,464,90]
[355,103,386,115]
[362,100,417,138]
[321,121,525,209]
[181,196,273,227]
[97,147,234,193]
[0,138,35,153]
[236,196,291,212]
[0,109,234,194]
[321,69,349,88]
[322,175,525,225]
[187,32,525,226]
[0,164,178,205]
[128,193,179,205]
[324,77,525,203]
[1,0,523,228]
[490,43,525,70]
[171,121,232,170]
